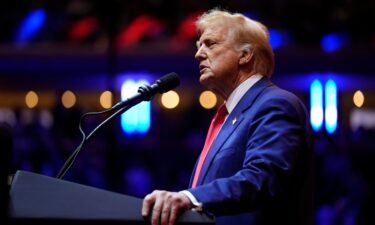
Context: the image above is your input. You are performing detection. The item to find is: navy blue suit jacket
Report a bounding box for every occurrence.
[188,77,313,225]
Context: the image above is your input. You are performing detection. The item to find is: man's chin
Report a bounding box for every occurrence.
[199,73,213,84]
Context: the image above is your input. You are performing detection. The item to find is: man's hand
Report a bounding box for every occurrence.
[142,190,193,225]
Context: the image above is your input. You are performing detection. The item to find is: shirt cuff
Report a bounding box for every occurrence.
[179,190,203,211]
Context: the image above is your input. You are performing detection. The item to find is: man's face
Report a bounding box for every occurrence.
[195,22,241,96]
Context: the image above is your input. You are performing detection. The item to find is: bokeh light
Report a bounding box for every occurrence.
[25,91,38,109]
[353,90,364,108]
[61,90,76,109]
[100,91,113,109]
[199,91,217,109]
[161,91,180,109]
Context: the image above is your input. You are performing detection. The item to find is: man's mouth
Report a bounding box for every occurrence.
[199,65,208,73]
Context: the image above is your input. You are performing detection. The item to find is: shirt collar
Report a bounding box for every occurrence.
[225,74,264,113]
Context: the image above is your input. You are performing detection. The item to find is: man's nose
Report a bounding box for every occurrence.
[195,46,206,60]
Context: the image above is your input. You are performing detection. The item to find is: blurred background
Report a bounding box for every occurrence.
[1,0,375,224]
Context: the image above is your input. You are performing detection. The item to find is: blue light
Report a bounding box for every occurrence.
[310,79,324,132]
[268,29,293,50]
[321,33,350,53]
[121,79,151,135]
[325,79,338,134]
[15,9,46,46]
[269,29,283,50]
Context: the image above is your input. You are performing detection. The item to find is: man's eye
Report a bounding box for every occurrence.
[207,41,216,47]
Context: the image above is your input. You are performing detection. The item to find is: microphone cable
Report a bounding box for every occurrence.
[56,103,132,179]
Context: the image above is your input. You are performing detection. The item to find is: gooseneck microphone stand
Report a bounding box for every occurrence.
[56,85,158,179]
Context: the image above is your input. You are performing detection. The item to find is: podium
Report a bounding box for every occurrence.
[8,171,214,225]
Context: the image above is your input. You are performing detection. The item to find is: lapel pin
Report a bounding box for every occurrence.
[232,117,237,125]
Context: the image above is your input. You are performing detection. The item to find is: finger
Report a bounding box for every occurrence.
[142,193,156,217]
[160,203,171,225]
[151,196,164,225]
[160,192,172,225]
[168,204,179,225]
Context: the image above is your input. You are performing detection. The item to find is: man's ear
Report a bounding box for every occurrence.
[239,48,253,65]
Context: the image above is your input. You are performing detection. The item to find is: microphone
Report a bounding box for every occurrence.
[56,72,180,179]
[149,72,180,95]
[112,72,180,111]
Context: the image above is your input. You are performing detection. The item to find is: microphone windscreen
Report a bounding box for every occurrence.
[157,72,180,93]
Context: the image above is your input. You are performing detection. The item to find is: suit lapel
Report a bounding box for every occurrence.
[196,77,273,186]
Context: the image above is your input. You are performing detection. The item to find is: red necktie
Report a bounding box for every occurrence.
[192,104,228,188]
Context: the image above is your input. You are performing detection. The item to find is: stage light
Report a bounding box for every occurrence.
[121,79,151,135]
[310,80,323,132]
[269,29,283,50]
[69,17,98,42]
[117,15,164,48]
[25,91,38,109]
[62,90,76,109]
[100,91,113,109]
[161,91,180,109]
[268,29,293,50]
[170,11,202,49]
[325,80,338,134]
[353,90,364,108]
[199,91,217,109]
[15,8,46,46]
[321,32,350,53]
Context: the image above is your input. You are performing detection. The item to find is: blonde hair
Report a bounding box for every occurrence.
[196,9,275,77]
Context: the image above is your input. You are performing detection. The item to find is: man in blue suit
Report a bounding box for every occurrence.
[142,9,313,225]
